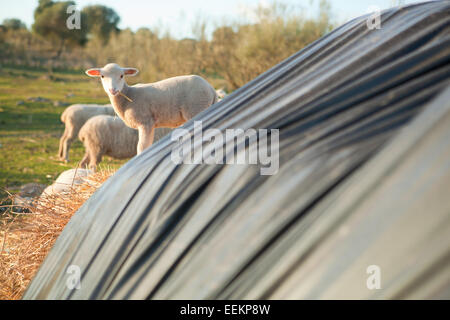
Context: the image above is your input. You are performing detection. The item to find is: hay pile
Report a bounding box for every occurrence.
[0,169,114,300]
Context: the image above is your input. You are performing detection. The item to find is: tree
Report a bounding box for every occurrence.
[2,18,27,30]
[32,0,87,59]
[35,0,53,15]
[82,5,120,44]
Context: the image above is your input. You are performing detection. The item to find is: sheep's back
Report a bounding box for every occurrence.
[62,104,114,128]
[154,75,215,106]
[132,76,215,127]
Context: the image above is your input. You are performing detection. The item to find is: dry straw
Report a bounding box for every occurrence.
[0,168,114,300]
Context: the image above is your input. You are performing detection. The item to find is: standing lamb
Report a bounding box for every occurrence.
[85,63,217,154]
[59,104,115,162]
[79,115,172,171]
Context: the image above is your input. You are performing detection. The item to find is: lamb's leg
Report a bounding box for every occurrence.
[137,125,155,154]
[79,152,90,169]
[62,127,76,163]
[58,131,67,160]
[88,149,102,172]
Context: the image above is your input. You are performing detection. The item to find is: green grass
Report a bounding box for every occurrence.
[0,66,127,198]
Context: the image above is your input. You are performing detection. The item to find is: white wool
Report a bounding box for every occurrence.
[58,104,115,162]
[78,115,172,171]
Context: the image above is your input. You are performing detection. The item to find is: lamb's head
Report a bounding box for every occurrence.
[85,63,139,97]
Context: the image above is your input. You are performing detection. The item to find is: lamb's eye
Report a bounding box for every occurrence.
[120,75,124,79]
[101,75,104,78]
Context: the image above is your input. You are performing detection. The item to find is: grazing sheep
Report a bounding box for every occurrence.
[85,63,217,154]
[78,115,172,171]
[58,104,116,162]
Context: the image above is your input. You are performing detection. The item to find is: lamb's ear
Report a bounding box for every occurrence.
[85,68,102,77]
[123,68,139,76]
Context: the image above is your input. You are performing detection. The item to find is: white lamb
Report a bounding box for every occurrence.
[59,104,115,162]
[85,63,217,154]
[78,115,172,171]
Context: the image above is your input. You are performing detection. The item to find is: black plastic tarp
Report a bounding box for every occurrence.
[24,1,450,299]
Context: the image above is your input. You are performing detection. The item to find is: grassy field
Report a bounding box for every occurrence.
[0,65,128,198]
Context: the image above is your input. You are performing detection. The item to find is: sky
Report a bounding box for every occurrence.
[0,0,422,38]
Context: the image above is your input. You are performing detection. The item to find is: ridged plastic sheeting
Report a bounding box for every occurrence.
[24,2,450,299]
